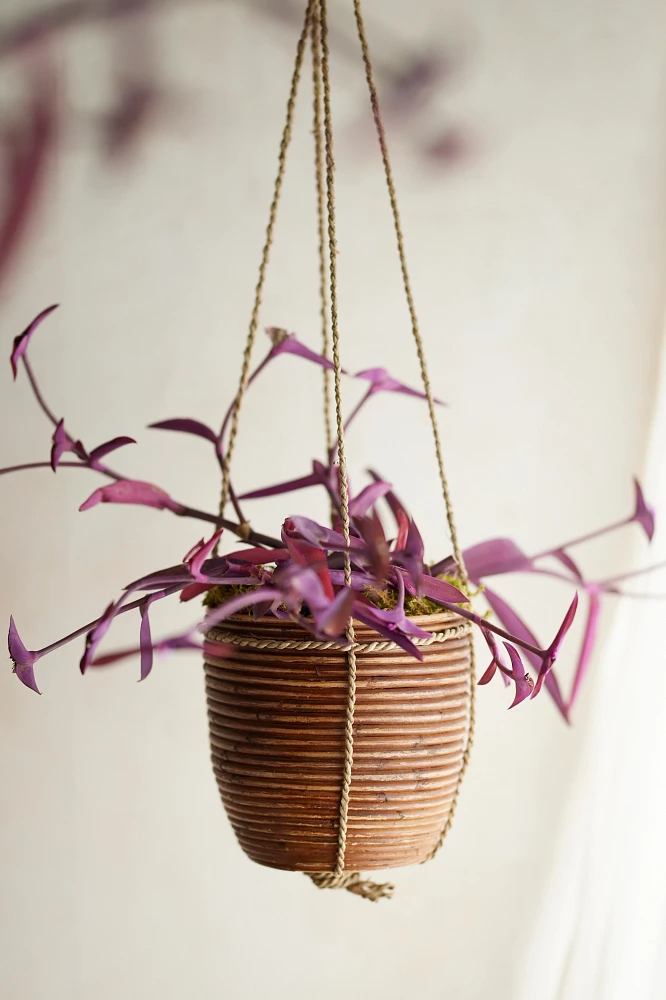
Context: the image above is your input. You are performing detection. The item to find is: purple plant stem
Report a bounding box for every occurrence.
[423,599,543,659]
[530,517,634,561]
[594,560,666,587]
[22,358,60,426]
[343,387,372,434]
[35,582,184,657]
[177,505,283,549]
[0,461,86,476]
[0,462,283,548]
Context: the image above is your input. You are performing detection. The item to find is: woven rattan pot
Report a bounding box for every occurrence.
[204,609,472,872]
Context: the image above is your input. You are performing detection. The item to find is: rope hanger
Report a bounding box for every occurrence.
[217,0,476,897]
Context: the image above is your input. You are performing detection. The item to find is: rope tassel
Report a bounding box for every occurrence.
[308,872,395,902]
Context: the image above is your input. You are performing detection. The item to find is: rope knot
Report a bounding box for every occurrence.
[308,871,395,902]
[266,326,291,346]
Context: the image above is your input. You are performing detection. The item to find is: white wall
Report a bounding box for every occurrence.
[1,1,665,997]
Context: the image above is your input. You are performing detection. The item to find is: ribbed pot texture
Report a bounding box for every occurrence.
[204,610,472,872]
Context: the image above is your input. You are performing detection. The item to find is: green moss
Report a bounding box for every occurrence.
[204,572,470,618]
[363,574,469,616]
[203,583,259,616]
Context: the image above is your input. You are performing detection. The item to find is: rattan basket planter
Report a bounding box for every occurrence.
[204,609,472,872]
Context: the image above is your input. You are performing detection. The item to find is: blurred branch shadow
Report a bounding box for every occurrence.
[0,0,474,297]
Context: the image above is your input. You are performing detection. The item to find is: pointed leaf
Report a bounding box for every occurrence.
[566,589,601,712]
[265,329,337,370]
[80,601,117,674]
[88,436,136,465]
[531,593,579,698]
[632,478,656,541]
[10,304,58,379]
[203,586,280,630]
[349,481,392,518]
[482,586,569,721]
[463,538,531,582]
[239,472,321,501]
[139,602,154,681]
[149,419,219,445]
[549,548,583,581]
[180,582,210,603]
[8,616,40,693]
[420,575,469,605]
[354,367,445,404]
[316,588,355,637]
[79,479,185,514]
[183,529,224,582]
[503,643,533,708]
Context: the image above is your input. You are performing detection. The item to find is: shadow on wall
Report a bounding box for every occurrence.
[0,0,473,300]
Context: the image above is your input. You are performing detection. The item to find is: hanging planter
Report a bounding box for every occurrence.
[4,0,663,902]
[205,609,471,879]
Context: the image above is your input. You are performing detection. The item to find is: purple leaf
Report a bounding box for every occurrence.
[180,582,209,603]
[477,660,497,686]
[352,572,432,658]
[264,329,337,371]
[566,589,601,713]
[327,569,376,591]
[133,588,181,681]
[203,586,281,630]
[50,418,77,471]
[139,601,154,681]
[502,643,534,709]
[354,367,444,403]
[88,436,136,466]
[280,535,334,600]
[273,563,332,617]
[240,472,321,501]
[349,480,392,518]
[477,627,511,687]
[183,529,224,582]
[549,548,583,581]
[482,586,569,721]
[355,509,390,582]
[531,593,579,699]
[392,517,426,593]
[224,547,289,565]
[316,587,355,637]
[283,516,365,552]
[10,304,58,379]
[352,597,424,659]
[8,616,40,693]
[632,478,656,542]
[239,460,338,503]
[419,575,469,606]
[463,538,532,582]
[79,479,185,514]
[149,418,219,446]
[80,601,117,674]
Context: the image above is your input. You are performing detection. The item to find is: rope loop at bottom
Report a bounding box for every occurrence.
[307,871,395,902]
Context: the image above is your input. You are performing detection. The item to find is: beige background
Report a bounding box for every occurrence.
[1,1,665,997]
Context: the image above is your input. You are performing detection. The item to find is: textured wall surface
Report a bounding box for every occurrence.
[1,1,665,997]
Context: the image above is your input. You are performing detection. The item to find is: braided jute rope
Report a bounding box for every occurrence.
[208,621,470,654]
[350,0,476,864]
[217,0,315,521]
[317,0,358,883]
[212,0,476,899]
[310,7,334,456]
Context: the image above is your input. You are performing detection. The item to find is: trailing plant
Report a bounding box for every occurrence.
[4,306,662,722]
